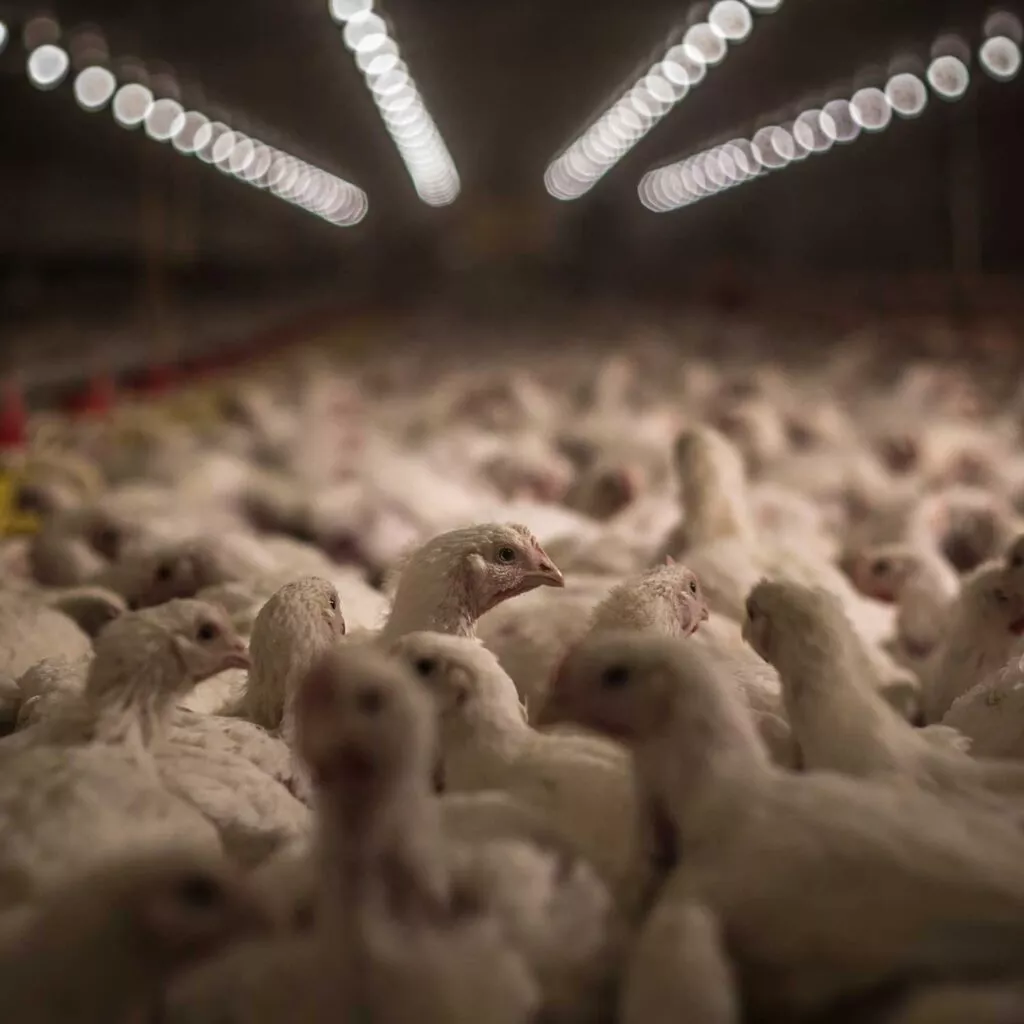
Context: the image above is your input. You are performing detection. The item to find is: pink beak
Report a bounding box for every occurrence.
[526,552,565,588]
[220,638,251,671]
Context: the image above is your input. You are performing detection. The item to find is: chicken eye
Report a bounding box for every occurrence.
[497,546,517,564]
[14,486,42,512]
[356,688,385,715]
[872,558,891,576]
[688,579,698,595]
[601,665,630,689]
[94,527,121,555]
[329,595,338,611]
[414,657,437,677]
[176,874,223,909]
[994,588,1010,606]
[155,562,174,583]
[196,622,220,642]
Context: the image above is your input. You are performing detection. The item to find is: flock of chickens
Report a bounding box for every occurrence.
[5,328,1024,1022]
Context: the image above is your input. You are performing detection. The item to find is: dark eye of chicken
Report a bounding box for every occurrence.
[497,546,516,563]
[601,665,630,689]
[176,874,223,909]
[196,622,220,641]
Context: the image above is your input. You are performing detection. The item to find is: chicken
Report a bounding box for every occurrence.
[541,631,1024,1020]
[942,652,1024,762]
[0,848,275,1024]
[743,579,1024,803]
[0,590,93,681]
[378,522,564,643]
[43,585,126,638]
[842,542,960,662]
[480,560,706,711]
[299,641,539,1022]
[0,600,249,906]
[922,562,1024,723]
[388,630,643,902]
[659,424,898,665]
[222,575,346,733]
[620,899,739,1024]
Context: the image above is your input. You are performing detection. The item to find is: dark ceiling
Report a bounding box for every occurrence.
[0,0,1020,290]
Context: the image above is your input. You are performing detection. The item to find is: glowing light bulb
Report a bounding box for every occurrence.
[343,12,388,53]
[112,83,154,128]
[684,23,727,66]
[173,111,211,154]
[927,55,970,100]
[980,36,1021,81]
[709,1,753,42]
[850,87,892,131]
[145,98,186,142]
[73,66,117,110]
[885,72,928,117]
[27,44,70,89]
[821,98,860,143]
[329,0,373,23]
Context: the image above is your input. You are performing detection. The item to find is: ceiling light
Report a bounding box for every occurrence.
[664,46,707,86]
[329,0,373,23]
[343,12,388,53]
[145,98,186,142]
[27,44,70,89]
[709,1,753,42]
[228,136,256,174]
[980,36,1022,81]
[684,23,728,65]
[927,55,970,99]
[821,98,860,142]
[112,83,154,128]
[358,43,399,75]
[638,29,976,217]
[885,72,928,117]
[196,122,229,163]
[73,66,117,110]
[172,111,211,154]
[211,130,238,166]
[544,0,779,200]
[850,86,892,131]
[751,126,785,168]
[793,109,833,152]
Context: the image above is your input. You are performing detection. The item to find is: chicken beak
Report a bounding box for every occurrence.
[526,559,565,588]
[220,639,252,671]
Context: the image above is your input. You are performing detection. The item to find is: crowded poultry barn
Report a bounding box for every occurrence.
[4,0,1024,1020]
[2,322,1024,1023]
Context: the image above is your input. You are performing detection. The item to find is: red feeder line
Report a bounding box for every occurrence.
[0,381,27,450]
[68,374,116,418]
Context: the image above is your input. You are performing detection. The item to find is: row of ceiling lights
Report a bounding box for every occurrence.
[640,23,1022,214]
[328,0,460,206]
[544,0,783,201]
[2,8,1020,221]
[9,18,368,228]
